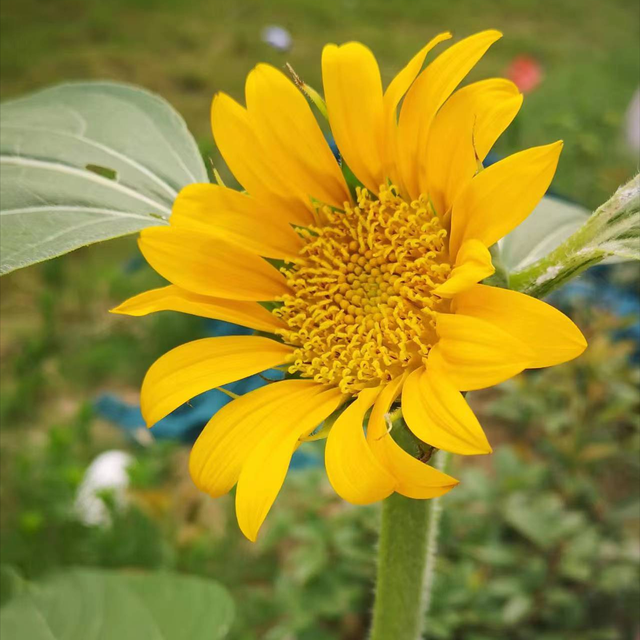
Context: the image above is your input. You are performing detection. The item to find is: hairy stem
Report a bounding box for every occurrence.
[509,175,639,298]
[369,451,451,640]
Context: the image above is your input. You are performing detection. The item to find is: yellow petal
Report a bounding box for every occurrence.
[366,375,460,499]
[141,336,293,427]
[425,78,523,213]
[171,183,303,260]
[402,366,492,455]
[449,141,563,259]
[190,380,323,500]
[434,313,535,391]
[245,64,350,209]
[397,30,502,198]
[110,284,285,334]
[382,32,452,188]
[322,42,384,193]
[452,284,587,368]
[138,226,289,301]
[211,92,313,226]
[325,386,396,505]
[383,33,452,117]
[236,386,345,541]
[432,239,495,298]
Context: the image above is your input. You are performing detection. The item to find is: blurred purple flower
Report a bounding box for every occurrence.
[261,25,292,52]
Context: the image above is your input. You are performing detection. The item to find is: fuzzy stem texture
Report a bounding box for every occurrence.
[509,174,639,298]
[369,451,451,640]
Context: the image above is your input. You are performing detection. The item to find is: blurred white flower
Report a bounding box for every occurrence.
[625,88,640,154]
[74,450,134,527]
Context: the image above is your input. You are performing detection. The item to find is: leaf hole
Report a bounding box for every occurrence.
[86,164,118,180]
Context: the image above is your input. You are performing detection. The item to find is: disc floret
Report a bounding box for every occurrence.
[274,185,452,393]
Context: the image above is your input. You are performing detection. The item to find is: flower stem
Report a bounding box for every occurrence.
[369,451,451,640]
[508,174,639,298]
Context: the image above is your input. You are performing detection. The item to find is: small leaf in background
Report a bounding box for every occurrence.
[502,593,534,625]
[0,82,208,275]
[0,568,234,640]
[503,494,585,550]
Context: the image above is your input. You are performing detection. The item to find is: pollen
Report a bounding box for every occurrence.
[274,185,452,393]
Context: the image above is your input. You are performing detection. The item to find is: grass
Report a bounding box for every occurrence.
[1,0,638,205]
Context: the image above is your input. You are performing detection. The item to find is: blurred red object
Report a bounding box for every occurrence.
[506,55,544,93]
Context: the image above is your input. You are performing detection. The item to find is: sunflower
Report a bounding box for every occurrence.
[113,29,587,541]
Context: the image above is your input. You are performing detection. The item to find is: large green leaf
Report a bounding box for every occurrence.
[0,568,234,639]
[0,82,208,275]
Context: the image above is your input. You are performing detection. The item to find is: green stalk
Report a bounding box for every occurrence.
[370,451,451,640]
[508,175,639,298]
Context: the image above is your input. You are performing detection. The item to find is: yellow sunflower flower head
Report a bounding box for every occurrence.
[113,30,587,542]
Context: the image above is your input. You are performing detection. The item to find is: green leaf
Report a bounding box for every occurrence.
[502,594,533,626]
[0,566,26,606]
[502,493,586,550]
[0,82,208,275]
[499,196,590,273]
[0,568,235,639]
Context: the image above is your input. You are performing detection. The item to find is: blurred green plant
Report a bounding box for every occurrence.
[431,314,640,640]
[1,313,638,638]
[0,250,204,429]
